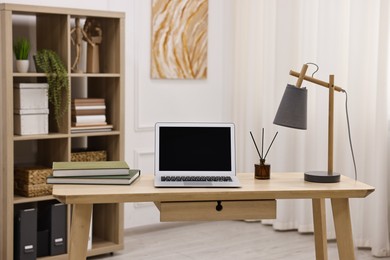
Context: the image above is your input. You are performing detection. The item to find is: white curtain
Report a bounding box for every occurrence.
[232,0,390,257]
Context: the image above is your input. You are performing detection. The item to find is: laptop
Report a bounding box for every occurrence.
[154,122,241,187]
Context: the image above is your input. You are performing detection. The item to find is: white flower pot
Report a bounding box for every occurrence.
[16,60,29,73]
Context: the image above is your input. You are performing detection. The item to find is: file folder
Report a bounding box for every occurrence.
[14,208,37,260]
[38,201,68,256]
[50,203,67,255]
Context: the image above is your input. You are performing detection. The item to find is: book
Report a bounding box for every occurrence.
[71,109,106,116]
[47,169,140,185]
[74,105,106,110]
[71,128,112,133]
[71,122,108,127]
[72,115,106,124]
[52,161,130,177]
[70,124,113,133]
[72,98,105,104]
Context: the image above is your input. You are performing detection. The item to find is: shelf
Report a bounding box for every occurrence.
[38,254,68,260]
[14,133,69,141]
[2,3,125,18]
[71,130,120,138]
[17,234,124,259]
[14,194,56,204]
[13,132,121,140]
[87,237,123,257]
[71,73,120,78]
[13,72,47,77]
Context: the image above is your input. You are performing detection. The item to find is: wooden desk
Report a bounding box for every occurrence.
[53,173,374,260]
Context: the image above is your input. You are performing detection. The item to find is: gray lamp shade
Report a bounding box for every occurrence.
[273,84,307,130]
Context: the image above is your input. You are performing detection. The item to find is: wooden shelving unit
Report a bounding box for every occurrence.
[0,4,125,260]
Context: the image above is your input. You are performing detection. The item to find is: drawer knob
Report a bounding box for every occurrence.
[216,201,223,211]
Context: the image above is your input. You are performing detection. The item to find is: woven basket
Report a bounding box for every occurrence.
[14,166,53,197]
[71,150,107,162]
[15,183,53,197]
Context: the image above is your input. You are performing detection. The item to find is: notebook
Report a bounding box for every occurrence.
[154,122,241,187]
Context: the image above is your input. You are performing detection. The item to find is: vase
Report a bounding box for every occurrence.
[16,60,29,73]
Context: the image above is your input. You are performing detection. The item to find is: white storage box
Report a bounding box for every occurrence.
[14,83,49,109]
[14,109,49,135]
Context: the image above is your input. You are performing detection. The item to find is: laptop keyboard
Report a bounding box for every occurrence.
[161,176,233,182]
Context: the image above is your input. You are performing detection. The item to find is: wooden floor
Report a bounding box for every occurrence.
[89,221,386,260]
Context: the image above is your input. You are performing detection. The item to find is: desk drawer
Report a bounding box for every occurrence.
[156,200,276,222]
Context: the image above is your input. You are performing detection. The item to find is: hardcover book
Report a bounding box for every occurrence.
[72,115,106,123]
[52,161,130,177]
[47,169,140,185]
[70,124,113,133]
[73,105,106,110]
[71,122,108,127]
[72,98,105,104]
[71,109,106,116]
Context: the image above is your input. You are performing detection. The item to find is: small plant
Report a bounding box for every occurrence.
[34,49,69,129]
[13,38,30,60]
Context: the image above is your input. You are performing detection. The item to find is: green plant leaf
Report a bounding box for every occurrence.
[13,38,30,60]
[35,49,69,129]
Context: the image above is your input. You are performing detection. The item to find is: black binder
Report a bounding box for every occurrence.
[49,203,67,255]
[14,208,37,260]
[38,201,68,256]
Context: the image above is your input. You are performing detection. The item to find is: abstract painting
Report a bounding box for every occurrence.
[151,0,208,79]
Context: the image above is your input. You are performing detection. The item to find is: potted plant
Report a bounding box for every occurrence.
[34,49,69,129]
[13,37,30,73]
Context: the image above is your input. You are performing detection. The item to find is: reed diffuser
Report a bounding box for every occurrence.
[250,128,278,179]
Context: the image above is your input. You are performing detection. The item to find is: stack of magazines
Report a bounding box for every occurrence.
[47,161,140,185]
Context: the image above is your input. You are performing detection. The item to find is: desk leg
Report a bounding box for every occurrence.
[331,198,355,260]
[312,198,328,260]
[69,204,93,260]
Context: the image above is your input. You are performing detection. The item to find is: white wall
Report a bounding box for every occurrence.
[8,0,235,228]
[124,0,234,228]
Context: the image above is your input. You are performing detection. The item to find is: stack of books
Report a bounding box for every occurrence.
[71,98,113,133]
[47,161,140,185]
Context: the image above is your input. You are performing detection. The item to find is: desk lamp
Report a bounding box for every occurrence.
[273,64,346,183]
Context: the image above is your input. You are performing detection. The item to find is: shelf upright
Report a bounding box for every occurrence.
[0,4,125,260]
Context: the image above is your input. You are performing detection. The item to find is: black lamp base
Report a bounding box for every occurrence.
[304,171,340,183]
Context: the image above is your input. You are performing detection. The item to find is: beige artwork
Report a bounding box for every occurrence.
[151,0,208,79]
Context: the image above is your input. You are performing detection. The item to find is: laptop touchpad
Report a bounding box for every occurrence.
[184,182,213,186]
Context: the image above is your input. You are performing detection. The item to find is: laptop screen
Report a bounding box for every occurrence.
[155,123,236,175]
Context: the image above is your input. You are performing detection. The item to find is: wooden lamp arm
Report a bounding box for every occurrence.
[290,67,345,92]
[295,64,309,87]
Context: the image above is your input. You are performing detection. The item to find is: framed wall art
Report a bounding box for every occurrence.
[151,0,208,79]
